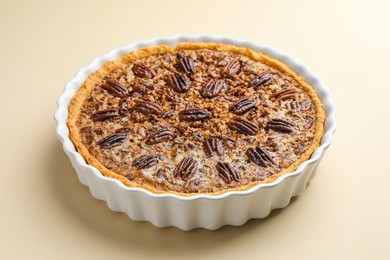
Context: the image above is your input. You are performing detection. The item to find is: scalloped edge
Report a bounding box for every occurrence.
[55,35,336,230]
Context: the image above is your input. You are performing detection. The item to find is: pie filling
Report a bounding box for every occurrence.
[70,44,323,194]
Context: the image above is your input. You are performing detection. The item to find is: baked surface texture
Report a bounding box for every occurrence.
[67,42,325,196]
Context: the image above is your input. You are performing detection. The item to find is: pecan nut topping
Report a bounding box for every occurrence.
[290,101,300,110]
[179,109,211,122]
[203,137,224,157]
[270,87,296,101]
[132,155,158,169]
[177,57,196,75]
[132,63,156,78]
[267,119,294,133]
[220,60,241,77]
[201,79,225,98]
[115,126,132,133]
[98,133,128,149]
[249,72,277,89]
[228,117,259,135]
[101,79,129,98]
[165,91,182,103]
[229,98,257,115]
[132,85,147,95]
[247,146,275,167]
[167,73,190,93]
[131,100,163,115]
[91,109,120,121]
[145,129,175,145]
[173,156,198,180]
[216,162,240,183]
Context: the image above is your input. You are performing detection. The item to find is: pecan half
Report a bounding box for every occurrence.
[229,98,257,115]
[131,100,163,115]
[290,101,300,110]
[203,137,224,157]
[179,109,211,122]
[228,117,259,135]
[132,155,158,169]
[98,133,128,149]
[201,79,225,98]
[124,173,134,180]
[270,87,296,101]
[115,126,132,133]
[132,85,147,95]
[145,129,175,145]
[221,60,241,77]
[167,73,190,93]
[216,162,240,183]
[247,146,275,167]
[173,156,198,180]
[177,57,196,75]
[249,72,277,89]
[165,91,182,103]
[267,119,294,133]
[101,79,128,98]
[91,109,120,121]
[132,63,156,78]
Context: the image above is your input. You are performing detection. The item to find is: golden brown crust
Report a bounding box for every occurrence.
[67,42,325,197]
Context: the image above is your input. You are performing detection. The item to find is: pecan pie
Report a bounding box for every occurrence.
[67,43,325,196]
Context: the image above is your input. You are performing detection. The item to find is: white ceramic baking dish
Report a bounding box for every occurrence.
[55,35,336,230]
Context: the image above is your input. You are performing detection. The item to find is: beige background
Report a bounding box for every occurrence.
[1,0,389,259]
